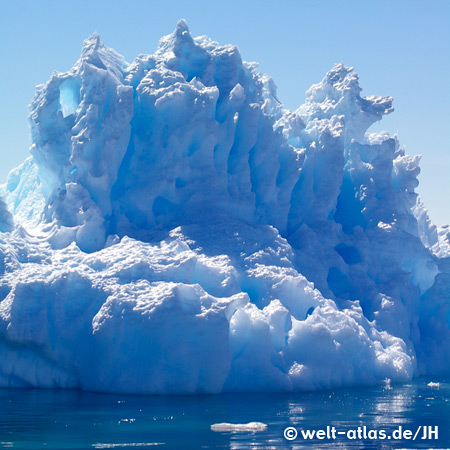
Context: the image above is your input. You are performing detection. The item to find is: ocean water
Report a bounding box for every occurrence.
[0,378,448,449]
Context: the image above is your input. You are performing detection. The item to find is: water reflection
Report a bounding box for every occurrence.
[0,378,448,449]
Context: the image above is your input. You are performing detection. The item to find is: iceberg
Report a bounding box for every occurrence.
[0,20,449,393]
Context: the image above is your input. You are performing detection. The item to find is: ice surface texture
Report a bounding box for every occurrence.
[0,20,449,393]
[0,197,13,233]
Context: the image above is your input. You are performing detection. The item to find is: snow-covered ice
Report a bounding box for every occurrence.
[0,20,449,393]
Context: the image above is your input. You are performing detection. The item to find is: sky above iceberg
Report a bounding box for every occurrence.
[0,0,449,224]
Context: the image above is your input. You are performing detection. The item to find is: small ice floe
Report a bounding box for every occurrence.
[211,422,268,432]
[93,444,163,448]
[118,418,135,424]
[427,382,440,388]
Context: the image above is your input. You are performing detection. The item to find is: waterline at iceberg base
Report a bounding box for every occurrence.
[1,20,449,394]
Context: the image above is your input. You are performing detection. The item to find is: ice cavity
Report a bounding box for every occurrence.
[1,21,449,393]
[59,78,81,118]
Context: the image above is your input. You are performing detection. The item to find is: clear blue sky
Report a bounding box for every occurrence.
[1,0,449,225]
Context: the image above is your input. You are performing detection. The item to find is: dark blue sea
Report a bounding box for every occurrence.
[0,377,448,449]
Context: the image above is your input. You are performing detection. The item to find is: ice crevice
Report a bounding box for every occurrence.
[0,20,449,393]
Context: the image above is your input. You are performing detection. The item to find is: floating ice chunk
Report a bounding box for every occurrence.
[93,444,164,448]
[210,422,268,432]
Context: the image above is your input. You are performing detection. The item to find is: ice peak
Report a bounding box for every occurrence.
[81,32,103,57]
[172,19,193,44]
[325,63,355,87]
[153,19,214,84]
[305,63,361,105]
[77,32,126,76]
[157,19,195,56]
[174,18,190,35]
[297,63,393,140]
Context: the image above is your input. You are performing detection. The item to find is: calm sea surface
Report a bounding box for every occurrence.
[0,377,448,449]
